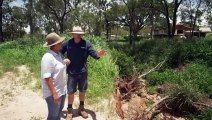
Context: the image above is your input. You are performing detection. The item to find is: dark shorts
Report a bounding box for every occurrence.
[67,72,88,94]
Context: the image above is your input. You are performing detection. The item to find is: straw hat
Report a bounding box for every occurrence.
[70,26,85,34]
[43,32,65,47]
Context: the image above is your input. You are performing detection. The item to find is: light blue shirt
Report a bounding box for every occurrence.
[41,50,67,99]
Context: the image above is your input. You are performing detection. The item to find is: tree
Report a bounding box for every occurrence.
[157,0,183,38]
[179,0,207,38]
[38,0,80,33]
[1,0,15,40]
[3,6,27,39]
[11,7,27,37]
[89,0,114,37]
[120,0,150,44]
[24,0,36,35]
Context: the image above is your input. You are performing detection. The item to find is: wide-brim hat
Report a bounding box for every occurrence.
[43,32,65,47]
[70,26,85,34]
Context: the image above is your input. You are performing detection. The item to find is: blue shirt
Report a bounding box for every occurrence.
[61,38,99,74]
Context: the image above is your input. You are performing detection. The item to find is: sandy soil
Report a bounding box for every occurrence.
[0,65,120,120]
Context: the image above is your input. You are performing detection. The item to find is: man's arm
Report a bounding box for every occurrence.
[87,42,106,59]
[87,42,100,59]
[60,41,68,55]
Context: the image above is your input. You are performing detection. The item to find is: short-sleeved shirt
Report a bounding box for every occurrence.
[41,50,67,99]
[61,38,99,75]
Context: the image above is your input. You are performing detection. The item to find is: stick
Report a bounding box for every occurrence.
[121,88,137,99]
[145,96,169,113]
[138,60,166,79]
[193,102,212,108]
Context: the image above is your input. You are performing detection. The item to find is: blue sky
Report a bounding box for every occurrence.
[10,0,24,7]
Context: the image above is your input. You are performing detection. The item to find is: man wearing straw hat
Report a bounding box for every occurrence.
[61,26,105,120]
[41,32,68,120]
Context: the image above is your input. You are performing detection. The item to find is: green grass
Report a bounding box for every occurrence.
[147,63,212,95]
[85,36,119,103]
[0,36,46,78]
[0,35,118,103]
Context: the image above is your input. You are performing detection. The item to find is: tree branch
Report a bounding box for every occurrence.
[145,96,169,113]
[193,102,212,108]
[138,60,166,79]
[43,1,61,23]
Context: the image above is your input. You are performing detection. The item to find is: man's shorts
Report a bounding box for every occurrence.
[67,72,88,95]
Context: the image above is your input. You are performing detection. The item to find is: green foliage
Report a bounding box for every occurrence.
[166,82,200,114]
[110,38,212,118]
[85,36,119,103]
[112,38,212,67]
[0,35,118,103]
[0,35,46,78]
[110,49,135,76]
[147,63,212,95]
[186,108,212,120]
[198,108,212,120]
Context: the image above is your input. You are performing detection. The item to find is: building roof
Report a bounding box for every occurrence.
[176,25,192,31]
[199,27,211,33]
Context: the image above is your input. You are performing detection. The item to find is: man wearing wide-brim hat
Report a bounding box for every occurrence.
[61,26,105,120]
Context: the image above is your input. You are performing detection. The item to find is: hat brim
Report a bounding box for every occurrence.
[43,37,65,48]
[70,31,85,35]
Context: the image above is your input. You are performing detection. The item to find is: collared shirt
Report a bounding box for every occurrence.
[61,38,99,75]
[41,50,67,99]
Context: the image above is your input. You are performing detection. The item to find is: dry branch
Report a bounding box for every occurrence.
[145,96,169,113]
[138,60,166,79]
[193,102,212,108]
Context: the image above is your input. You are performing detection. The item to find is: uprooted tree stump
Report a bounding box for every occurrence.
[113,75,167,120]
[113,59,212,120]
[114,60,166,119]
[114,75,151,119]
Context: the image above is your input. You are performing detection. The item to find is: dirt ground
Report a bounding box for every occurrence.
[0,65,120,120]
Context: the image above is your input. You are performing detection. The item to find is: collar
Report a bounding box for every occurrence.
[72,38,83,44]
[49,49,60,57]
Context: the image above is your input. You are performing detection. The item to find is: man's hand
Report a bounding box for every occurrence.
[53,92,60,104]
[97,49,106,58]
[64,59,71,65]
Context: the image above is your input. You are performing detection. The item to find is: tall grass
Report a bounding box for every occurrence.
[0,35,118,103]
[0,36,46,78]
[84,36,119,103]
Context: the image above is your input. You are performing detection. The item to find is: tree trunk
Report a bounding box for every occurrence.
[172,7,178,37]
[129,25,133,44]
[172,0,183,38]
[163,1,171,38]
[59,22,64,33]
[94,10,102,36]
[191,0,202,38]
[129,10,136,45]
[29,0,34,35]
[132,28,139,41]
[0,0,3,42]
[104,14,110,39]
[166,15,171,38]
[150,0,154,39]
